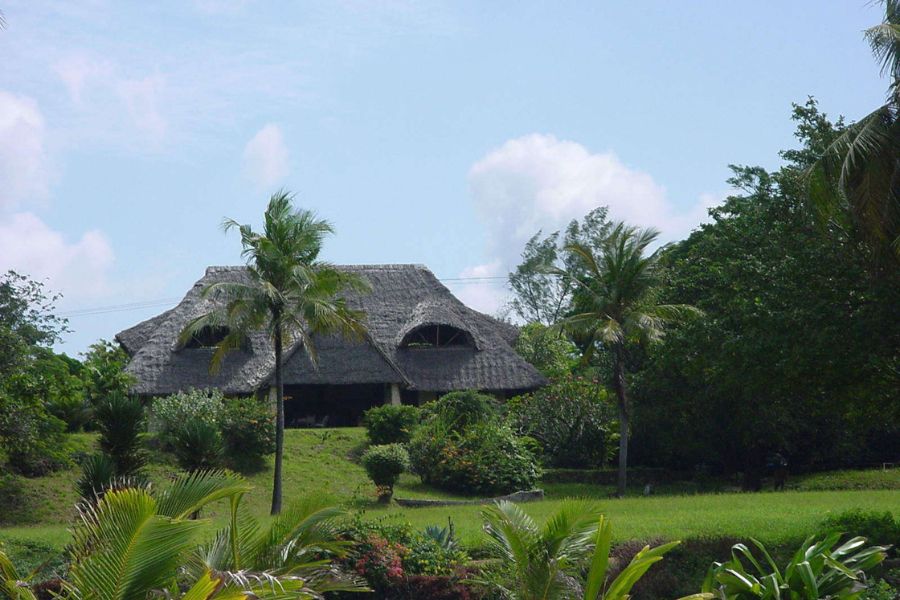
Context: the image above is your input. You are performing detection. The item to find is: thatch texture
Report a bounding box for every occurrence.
[117,264,546,396]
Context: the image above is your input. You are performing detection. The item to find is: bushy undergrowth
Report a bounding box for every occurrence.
[817,509,900,554]
[508,375,617,468]
[148,390,274,470]
[362,404,419,445]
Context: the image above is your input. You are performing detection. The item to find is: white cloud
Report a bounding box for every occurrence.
[0,212,115,302]
[463,133,720,314]
[243,124,290,188]
[0,91,51,209]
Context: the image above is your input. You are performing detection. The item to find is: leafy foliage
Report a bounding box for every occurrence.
[817,510,900,554]
[409,418,539,496]
[79,340,133,408]
[362,404,420,445]
[507,207,612,326]
[221,396,275,462]
[480,501,680,600]
[701,534,889,599]
[420,390,499,433]
[508,375,617,468]
[361,443,410,502]
[172,420,224,471]
[147,388,223,447]
[807,0,900,265]
[93,393,146,477]
[513,323,578,380]
[631,101,900,481]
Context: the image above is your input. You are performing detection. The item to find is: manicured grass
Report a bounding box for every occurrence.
[1,428,898,556]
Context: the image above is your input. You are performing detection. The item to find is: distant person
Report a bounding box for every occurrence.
[770,452,788,491]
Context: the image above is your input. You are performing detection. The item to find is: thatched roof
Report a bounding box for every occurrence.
[117,264,547,396]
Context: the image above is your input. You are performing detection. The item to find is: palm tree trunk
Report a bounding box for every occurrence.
[613,344,629,497]
[270,317,284,515]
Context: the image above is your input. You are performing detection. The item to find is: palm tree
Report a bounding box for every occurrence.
[181,191,370,514]
[808,0,900,265]
[555,223,701,497]
[480,500,682,600]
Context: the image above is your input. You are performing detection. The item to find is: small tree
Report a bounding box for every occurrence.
[361,444,410,503]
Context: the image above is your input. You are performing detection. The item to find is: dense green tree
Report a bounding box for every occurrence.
[513,322,578,379]
[554,225,701,496]
[508,207,611,325]
[0,272,72,475]
[0,271,68,380]
[808,0,900,265]
[181,191,369,514]
[80,339,133,406]
[632,101,900,485]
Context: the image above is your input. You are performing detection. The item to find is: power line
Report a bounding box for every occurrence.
[58,275,511,318]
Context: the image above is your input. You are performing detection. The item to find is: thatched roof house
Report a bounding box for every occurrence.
[117,265,546,425]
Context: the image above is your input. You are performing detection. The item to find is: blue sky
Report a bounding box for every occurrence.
[0,1,888,355]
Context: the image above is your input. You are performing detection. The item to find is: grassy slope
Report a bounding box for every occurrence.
[1,428,898,552]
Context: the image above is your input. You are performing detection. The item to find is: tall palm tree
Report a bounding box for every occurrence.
[808,0,900,265]
[556,223,701,497]
[480,500,681,600]
[181,192,369,514]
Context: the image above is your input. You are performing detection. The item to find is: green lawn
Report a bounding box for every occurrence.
[1,428,898,554]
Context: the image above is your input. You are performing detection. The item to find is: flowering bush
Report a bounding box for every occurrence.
[147,388,223,446]
[341,515,470,592]
[353,535,408,589]
[409,418,540,496]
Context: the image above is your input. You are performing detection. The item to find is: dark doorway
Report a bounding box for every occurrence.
[283,384,386,427]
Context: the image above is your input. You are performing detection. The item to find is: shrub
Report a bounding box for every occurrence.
[94,393,146,476]
[362,404,419,445]
[409,419,539,496]
[817,509,900,553]
[507,375,617,468]
[0,385,69,476]
[171,420,223,471]
[147,388,223,447]
[221,396,275,463]
[76,453,116,500]
[362,443,410,502]
[340,515,471,593]
[421,390,498,432]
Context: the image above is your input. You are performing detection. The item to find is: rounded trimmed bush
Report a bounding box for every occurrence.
[362,404,419,445]
[361,443,410,503]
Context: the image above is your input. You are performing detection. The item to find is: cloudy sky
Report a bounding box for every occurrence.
[0,1,888,354]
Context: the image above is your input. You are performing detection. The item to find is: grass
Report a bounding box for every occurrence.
[1,427,898,555]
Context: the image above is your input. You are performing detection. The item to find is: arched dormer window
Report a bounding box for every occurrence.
[183,325,230,349]
[400,324,473,349]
